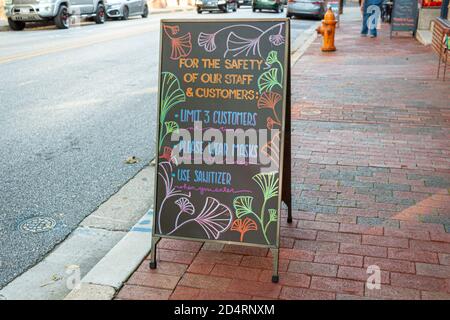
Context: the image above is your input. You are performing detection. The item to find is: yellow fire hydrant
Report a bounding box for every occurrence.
[316,8,337,52]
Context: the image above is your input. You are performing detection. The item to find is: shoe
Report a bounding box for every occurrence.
[369,34,376,38]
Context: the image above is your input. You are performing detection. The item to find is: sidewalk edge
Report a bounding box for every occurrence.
[65,209,153,300]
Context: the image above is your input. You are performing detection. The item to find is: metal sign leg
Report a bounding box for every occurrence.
[149,236,161,269]
[271,248,279,283]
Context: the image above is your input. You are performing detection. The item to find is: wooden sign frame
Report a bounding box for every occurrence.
[150,19,292,283]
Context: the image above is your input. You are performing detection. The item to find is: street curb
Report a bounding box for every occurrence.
[291,23,319,67]
[65,209,153,300]
[64,21,320,301]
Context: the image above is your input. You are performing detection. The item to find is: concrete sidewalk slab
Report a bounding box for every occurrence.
[79,209,153,291]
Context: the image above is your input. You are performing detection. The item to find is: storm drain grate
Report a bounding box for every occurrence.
[19,216,56,233]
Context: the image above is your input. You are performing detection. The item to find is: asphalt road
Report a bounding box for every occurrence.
[0,7,319,288]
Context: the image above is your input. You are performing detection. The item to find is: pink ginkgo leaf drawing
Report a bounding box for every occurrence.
[168,197,233,239]
[173,197,195,229]
[269,33,285,46]
[194,197,233,239]
[225,32,261,57]
[198,32,217,52]
[197,23,285,59]
[163,25,192,60]
[157,161,191,234]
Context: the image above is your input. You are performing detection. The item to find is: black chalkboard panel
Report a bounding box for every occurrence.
[391,0,419,35]
[152,19,289,249]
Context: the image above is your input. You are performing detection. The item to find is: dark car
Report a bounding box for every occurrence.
[237,0,252,7]
[287,0,327,19]
[252,0,284,13]
[196,0,238,13]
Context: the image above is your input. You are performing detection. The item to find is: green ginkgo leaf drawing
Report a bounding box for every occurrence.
[257,68,282,93]
[165,121,179,135]
[237,171,279,245]
[265,50,283,79]
[252,172,279,201]
[233,196,255,219]
[159,72,185,150]
[266,51,278,65]
[159,121,179,150]
[268,209,278,222]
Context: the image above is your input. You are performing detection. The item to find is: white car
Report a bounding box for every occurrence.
[105,0,148,20]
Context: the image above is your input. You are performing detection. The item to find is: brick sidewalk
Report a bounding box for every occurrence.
[117,9,450,300]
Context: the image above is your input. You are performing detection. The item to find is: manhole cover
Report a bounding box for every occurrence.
[19,217,56,233]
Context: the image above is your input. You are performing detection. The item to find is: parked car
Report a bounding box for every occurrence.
[4,0,107,30]
[237,0,252,7]
[287,0,327,19]
[196,0,238,13]
[252,0,284,12]
[105,0,148,20]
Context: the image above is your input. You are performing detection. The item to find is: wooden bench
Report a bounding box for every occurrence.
[432,17,450,80]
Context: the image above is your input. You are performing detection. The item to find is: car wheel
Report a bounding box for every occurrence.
[94,4,106,24]
[7,18,26,31]
[122,6,129,20]
[54,5,69,29]
[197,7,202,13]
[233,3,237,11]
[252,6,256,12]
[142,4,149,18]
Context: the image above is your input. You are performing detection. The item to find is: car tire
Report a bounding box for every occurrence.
[252,6,256,12]
[142,4,149,18]
[122,6,129,20]
[197,7,202,13]
[54,5,69,29]
[7,18,26,31]
[94,4,106,24]
[233,3,237,11]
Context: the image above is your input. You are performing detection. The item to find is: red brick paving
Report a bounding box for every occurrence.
[116,8,450,300]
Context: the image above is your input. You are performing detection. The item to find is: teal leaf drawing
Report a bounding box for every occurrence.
[233,196,254,219]
[257,68,281,93]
